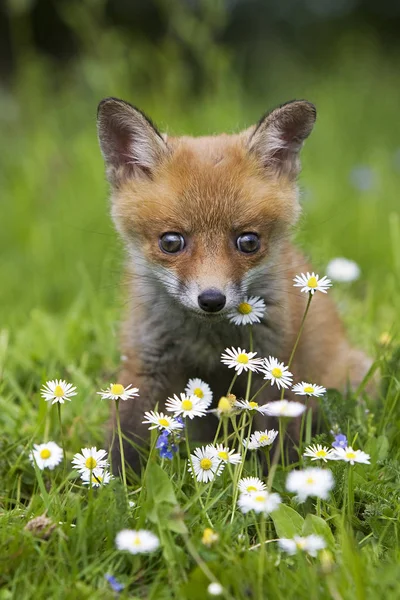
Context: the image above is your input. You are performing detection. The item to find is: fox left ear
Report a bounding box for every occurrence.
[248,100,316,178]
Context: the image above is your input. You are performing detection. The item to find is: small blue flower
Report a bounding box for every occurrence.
[105,573,124,593]
[332,434,347,449]
[156,430,170,449]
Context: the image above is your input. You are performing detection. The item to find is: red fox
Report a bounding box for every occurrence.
[97,97,372,472]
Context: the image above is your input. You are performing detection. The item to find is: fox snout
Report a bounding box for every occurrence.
[197,288,226,313]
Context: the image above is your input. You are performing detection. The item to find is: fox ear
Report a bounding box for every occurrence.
[97,97,168,185]
[248,100,316,178]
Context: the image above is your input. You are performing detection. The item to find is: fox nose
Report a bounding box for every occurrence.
[198,288,226,313]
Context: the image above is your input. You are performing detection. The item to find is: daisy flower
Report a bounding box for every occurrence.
[259,356,293,390]
[40,379,77,405]
[292,382,326,397]
[72,447,108,476]
[29,442,63,470]
[293,272,332,295]
[235,399,269,414]
[227,296,266,326]
[165,393,207,419]
[238,490,281,515]
[263,400,306,418]
[208,583,224,596]
[115,529,160,555]
[188,446,224,483]
[208,444,242,465]
[97,383,139,401]
[286,467,334,502]
[185,378,213,408]
[332,446,371,465]
[238,476,266,495]
[278,534,326,557]
[202,528,219,547]
[303,444,335,463]
[326,257,360,283]
[142,411,183,432]
[245,429,278,450]
[81,469,113,487]
[220,347,263,375]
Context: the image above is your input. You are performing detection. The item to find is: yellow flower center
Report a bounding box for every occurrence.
[296,539,306,549]
[304,386,315,394]
[85,457,97,469]
[54,385,65,397]
[315,450,327,458]
[346,452,356,460]
[181,399,193,411]
[271,367,282,378]
[237,353,249,364]
[307,276,318,288]
[218,451,229,461]
[111,383,125,395]
[218,397,232,413]
[133,536,141,546]
[202,528,217,545]
[238,302,252,315]
[158,418,170,427]
[247,486,257,492]
[193,387,204,398]
[306,477,315,485]
[200,458,212,470]
[40,449,51,459]
[255,495,265,502]
[248,402,258,409]
[259,434,269,443]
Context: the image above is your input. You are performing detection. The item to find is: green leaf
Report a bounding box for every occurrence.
[302,514,335,550]
[146,462,177,505]
[271,504,304,538]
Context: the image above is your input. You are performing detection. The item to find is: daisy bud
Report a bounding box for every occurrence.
[217,396,232,414]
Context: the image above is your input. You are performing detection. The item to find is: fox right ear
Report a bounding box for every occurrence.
[97,98,168,185]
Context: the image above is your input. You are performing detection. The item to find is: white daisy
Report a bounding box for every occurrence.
[238,490,281,515]
[220,347,263,375]
[208,583,224,596]
[188,446,224,483]
[115,529,160,555]
[165,393,207,419]
[238,476,266,495]
[292,381,326,397]
[244,429,278,450]
[185,378,213,408]
[40,379,77,405]
[303,444,335,463]
[326,257,360,283]
[332,446,371,465]
[208,444,242,465]
[293,272,332,295]
[227,296,266,326]
[235,399,269,414]
[81,469,113,487]
[286,467,334,502]
[259,356,293,390]
[263,400,306,418]
[142,411,183,432]
[278,534,326,557]
[72,447,108,477]
[29,442,63,470]
[97,383,139,401]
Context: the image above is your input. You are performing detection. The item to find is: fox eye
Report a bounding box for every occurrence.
[236,233,260,254]
[159,232,186,254]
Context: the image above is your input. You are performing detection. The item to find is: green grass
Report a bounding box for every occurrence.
[1,42,400,599]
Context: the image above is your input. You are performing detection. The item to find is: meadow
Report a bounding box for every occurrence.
[1,35,400,599]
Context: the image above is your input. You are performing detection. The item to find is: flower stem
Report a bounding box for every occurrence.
[227,373,238,396]
[245,327,254,401]
[185,428,213,527]
[278,418,288,470]
[115,400,127,489]
[280,293,313,400]
[258,514,266,600]
[57,403,67,470]
[347,465,354,522]
[230,413,253,524]
[249,380,270,403]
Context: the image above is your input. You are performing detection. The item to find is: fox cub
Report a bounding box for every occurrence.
[97,97,371,472]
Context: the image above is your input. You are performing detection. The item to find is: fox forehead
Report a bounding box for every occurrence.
[112,131,299,237]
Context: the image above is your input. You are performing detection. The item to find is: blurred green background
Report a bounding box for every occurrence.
[1,0,400,350]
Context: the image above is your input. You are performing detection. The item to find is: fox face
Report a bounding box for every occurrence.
[97,99,316,319]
